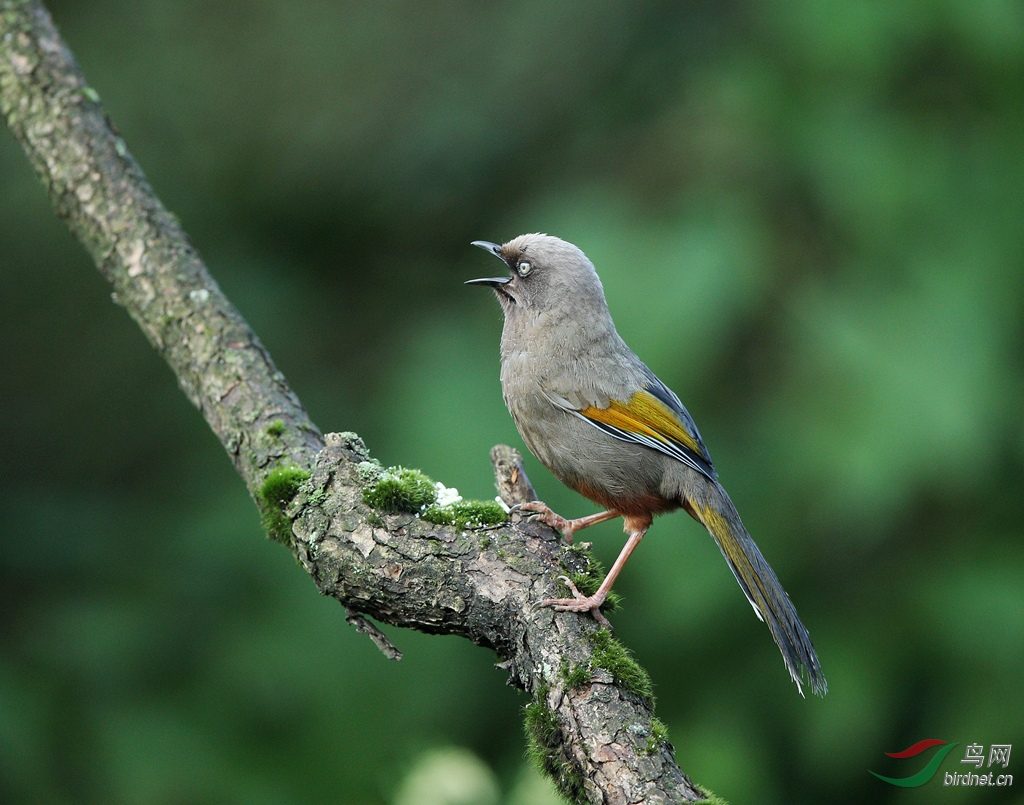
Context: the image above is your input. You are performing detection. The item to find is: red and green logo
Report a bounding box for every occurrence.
[870,739,959,787]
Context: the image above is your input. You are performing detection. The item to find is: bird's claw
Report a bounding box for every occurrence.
[517,501,575,543]
[540,577,613,630]
[551,574,582,597]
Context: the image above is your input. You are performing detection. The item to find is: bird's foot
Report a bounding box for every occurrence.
[516,501,577,543]
[541,576,612,630]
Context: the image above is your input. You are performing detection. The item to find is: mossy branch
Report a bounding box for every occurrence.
[1,3,717,802]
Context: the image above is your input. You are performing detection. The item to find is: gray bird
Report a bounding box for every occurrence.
[467,233,826,696]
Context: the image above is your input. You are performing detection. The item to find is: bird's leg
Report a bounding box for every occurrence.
[517,502,619,544]
[540,522,649,627]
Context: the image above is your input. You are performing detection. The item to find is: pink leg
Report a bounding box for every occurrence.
[518,501,619,544]
[541,526,648,628]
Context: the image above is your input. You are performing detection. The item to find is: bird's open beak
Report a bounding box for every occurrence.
[471,240,502,257]
[464,276,511,287]
[465,240,511,287]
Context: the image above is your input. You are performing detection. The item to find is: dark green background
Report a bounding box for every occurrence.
[2,2,1022,803]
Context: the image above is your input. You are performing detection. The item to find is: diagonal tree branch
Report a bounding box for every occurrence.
[0,3,716,802]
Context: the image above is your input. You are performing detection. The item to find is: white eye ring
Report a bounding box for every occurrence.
[517,261,532,276]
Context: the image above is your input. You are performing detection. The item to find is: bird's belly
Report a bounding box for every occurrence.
[508,393,679,517]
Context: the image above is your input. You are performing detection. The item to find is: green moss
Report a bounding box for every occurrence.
[587,629,654,705]
[422,499,508,529]
[642,717,669,755]
[560,661,592,689]
[257,465,310,547]
[694,786,729,805]
[362,466,436,513]
[480,537,491,550]
[523,685,586,805]
[307,487,328,506]
[356,460,384,483]
[366,512,384,528]
[265,419,286,438]
[360,466,507,534]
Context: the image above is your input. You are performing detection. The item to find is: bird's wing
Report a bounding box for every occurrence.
[543,368,717,482]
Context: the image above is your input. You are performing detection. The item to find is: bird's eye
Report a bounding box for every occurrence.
[516,261,532,276]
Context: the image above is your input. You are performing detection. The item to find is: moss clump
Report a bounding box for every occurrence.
[356,460,384,483]
[257,465,310,547]
[265,419,286,438]
[422,500,508,529]
[642,717,669,755]
[587,629,654,705]
[560,661,592,689]
[523,685,586,805]
[360,466,507,532]
[559,544,621,613]
[362,466,436,513]
[694,786,730,805]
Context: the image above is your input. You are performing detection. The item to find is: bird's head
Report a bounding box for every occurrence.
[466,233,609,319]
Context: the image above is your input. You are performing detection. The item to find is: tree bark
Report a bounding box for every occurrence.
[0,2,712,802]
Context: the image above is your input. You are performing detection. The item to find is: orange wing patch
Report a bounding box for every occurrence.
[579,390,703,455]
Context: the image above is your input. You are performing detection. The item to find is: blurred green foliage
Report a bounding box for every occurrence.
[2,1,1023,803]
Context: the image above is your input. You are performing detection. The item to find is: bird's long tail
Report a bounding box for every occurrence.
[686,487,827,697]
